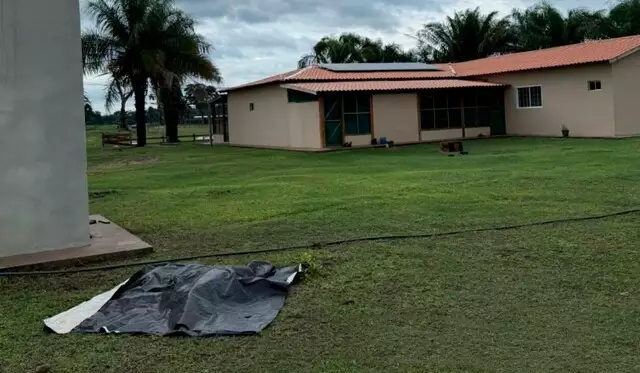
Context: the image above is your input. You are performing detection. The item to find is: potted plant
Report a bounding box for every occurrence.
[561,125,570,137]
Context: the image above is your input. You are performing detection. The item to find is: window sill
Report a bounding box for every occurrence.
[516,106,543,109]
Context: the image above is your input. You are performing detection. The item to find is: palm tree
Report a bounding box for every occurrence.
[418,8,513,62]
[82,0,218,146]
[604,0,640,37]
[360,39,418,63]
[298,33,368,68]
[565,9,608,41]
[149,13,221,142]
[511,3,608,51]
[298,33,419,67]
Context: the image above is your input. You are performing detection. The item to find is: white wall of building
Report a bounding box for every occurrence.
[0,0,90,257]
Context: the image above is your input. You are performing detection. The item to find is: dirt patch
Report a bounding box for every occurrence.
[129,156,158,165]
[90,156,159,171]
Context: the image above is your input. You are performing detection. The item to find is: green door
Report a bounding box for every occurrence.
[490,89,506,136]
[324,95,342,146]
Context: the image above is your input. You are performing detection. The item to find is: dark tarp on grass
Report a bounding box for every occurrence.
[44,261,301,337]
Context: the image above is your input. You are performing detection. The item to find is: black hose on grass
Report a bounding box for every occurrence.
[2,208,640,277]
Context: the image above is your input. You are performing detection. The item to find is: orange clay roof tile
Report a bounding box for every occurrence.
[452,35,640,77]
[281,79,504,93]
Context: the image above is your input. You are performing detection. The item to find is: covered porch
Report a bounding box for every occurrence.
[283,80,507,148]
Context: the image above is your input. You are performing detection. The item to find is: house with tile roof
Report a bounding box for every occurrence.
[220,35,640,150]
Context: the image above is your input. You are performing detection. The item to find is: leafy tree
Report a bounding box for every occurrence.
[417,8,513,62]
[83,93,93,115]
[105,77,133,130]
[82,0,219,146]
[184,83,218,124]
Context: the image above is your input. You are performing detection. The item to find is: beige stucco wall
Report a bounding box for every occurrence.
[228,85,321,149]
[372,93,420,143]
[419,127,490,141]
[483,64,615,137]
[612,50,640,136]
[421,129,463,141]
[228,85,290,148]
[465,127,491,138]
[212,134,225,143]
[288,101,321,148]
[345,134,372,146]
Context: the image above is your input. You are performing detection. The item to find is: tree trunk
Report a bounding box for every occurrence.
[161,86,179,143]
[119,101,127,130]
[133,77,147,147]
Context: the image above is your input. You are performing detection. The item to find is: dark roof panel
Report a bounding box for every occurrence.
[319,62,442,72]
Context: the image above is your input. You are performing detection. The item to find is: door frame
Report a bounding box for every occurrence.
[321,94,344,147]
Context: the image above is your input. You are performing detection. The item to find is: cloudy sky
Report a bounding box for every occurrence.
[82,0,612,113]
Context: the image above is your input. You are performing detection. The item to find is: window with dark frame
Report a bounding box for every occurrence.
[213,102,227,134]
[419,89,492,130]
[249,102,254,111]
[343,93,371,135]
[588,80,602,91]
[516,86,542,108]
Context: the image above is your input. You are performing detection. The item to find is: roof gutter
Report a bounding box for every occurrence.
[609,45,640,63]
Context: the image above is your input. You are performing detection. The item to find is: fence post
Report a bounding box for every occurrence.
[193,133,196,142]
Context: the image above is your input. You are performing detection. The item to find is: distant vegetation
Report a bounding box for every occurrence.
[298,0,640,66]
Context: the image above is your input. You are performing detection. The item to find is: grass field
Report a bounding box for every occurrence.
[2,133,640,372]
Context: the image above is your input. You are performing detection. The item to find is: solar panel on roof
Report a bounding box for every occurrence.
[319,63,441,72]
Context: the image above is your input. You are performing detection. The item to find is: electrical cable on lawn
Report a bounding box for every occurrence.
[2,208,639,277]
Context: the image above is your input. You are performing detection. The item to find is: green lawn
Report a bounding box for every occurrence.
[3,133,640,372]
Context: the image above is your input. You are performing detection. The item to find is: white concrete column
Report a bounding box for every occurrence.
[0,0,90,257]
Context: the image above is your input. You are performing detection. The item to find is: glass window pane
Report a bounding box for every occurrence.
[448,90,462,108]
[463,89,477,107]
[420,93,434,110]
[345,113,359,134]
[434,92,447,109]
[358,113,371,134]
[448,108,462,128]
[357,94,370,112]
[478,107,490,126]
[343,94,358,113]
[517,88,530,107]
[324,96,341,120]
[435,109,449,129]
[530,86,542,107]
[464,107,478,127]
[421,110,435,130]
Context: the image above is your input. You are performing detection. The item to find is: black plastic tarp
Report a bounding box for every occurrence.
[44,261,301,337]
